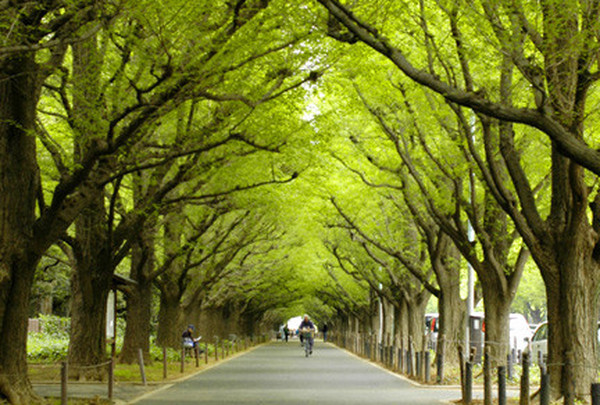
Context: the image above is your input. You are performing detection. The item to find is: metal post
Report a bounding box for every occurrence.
[507,354,513,380]
[436,351,444,384]
[61,361,68,405]
[540,365,550,405]
[465,361,472,405]
[591,383,600,405]
[498,366,506,405]
[425,350,431,382]
[163,347,167,379]
[520,351,529,405]
[215,337,219,361]
[108,357,114,401]
[138,348,147,385]
[484,346,492,405]
[195,345,200,367]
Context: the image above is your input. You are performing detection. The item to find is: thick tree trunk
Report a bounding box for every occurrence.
[433,236,464,368]
[0,53,43,402]
[120,277,153,364]
[481,288,512,404]
[120,212,156,364]
[156,292,184,348]
[407,292,429,352]
[68,195,112,379]
[436,285,464,368]
[543,231,599,400]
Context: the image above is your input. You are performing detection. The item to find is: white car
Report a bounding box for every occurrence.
[529,322,548,363]
[509,313,532,353]
[529,321,600,364]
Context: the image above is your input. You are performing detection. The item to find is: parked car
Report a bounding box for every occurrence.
[509,313,532,353]
[425,313,438,350]
[529,321,548,363]
[528,321,600,364]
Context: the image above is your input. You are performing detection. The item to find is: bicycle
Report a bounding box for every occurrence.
[300,327,314,357]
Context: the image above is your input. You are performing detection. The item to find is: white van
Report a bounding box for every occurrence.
[509,313,532,353]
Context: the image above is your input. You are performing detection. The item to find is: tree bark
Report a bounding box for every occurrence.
[0,52,43,402]
[156,292,184,348]
[541,212,599,399]
[68,192,112,379]
[120,277,153,363]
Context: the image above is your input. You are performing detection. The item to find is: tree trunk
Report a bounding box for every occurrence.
[543,229,599,399]
[120,277,153,364]
[0,52,43,402]
[407,292,429,352]
[436,285,464,369]
[156,292,184,348]
[481,287,512,405]
[120,196,157,364]
[68,194,112,379]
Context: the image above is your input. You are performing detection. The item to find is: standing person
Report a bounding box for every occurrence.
[298,314,315,355]
[322,323,329,342]
[283,324,290,342]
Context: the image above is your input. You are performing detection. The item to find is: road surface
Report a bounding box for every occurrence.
[132,340,459,404]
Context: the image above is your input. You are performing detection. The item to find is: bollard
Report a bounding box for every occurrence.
[61,361,68,405]
[180,347,185,373]
[483,346,492,405]
[205,342,209,364]
[406,349,413,376]
[398,348,403,372]
[519,351,529,405]
[540,365,550,405]
[163,347,167,379]
[108,357,114,401]
[436,351,444,384]
[591,383,600,405]
[415,352,421,379]
[424,351,431,382]
[401,341,405,372]
[138,348,147,386]
[507,354,513,380]
[465,361,473,404]
[565,352,574,405]
[195,344,200,367]
[498,366,506,405]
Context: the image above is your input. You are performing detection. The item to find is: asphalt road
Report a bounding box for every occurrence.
[132,341,459,405]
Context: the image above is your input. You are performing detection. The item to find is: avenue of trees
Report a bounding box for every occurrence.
[0,0,598,403]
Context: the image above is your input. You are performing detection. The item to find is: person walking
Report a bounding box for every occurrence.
[322,323,329,342]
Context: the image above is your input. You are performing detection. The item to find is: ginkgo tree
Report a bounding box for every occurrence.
[316,0,600,399]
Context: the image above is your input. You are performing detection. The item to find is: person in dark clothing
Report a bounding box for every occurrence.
[283,324,290,342]
[322,323,329,342]
[182,324,200,348]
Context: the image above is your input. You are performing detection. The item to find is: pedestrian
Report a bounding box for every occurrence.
[322,323,329,342]
[283,324,290,342]
[182,324,201,349]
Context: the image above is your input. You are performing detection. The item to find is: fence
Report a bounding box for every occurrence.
[31,333,269,404]
[331,330,600,405]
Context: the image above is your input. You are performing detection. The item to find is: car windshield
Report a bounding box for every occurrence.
[532,323,548,341]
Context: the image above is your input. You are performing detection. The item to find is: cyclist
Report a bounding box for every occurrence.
[298,314,315,355]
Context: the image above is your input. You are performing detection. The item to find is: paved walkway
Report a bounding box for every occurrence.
[131,341,461,405]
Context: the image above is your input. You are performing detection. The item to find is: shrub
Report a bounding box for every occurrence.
[39,315,70,339]
[28,333,69,362]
